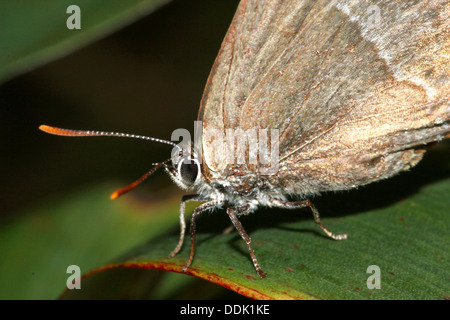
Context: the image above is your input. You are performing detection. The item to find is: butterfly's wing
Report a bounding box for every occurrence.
[199,0,449,195]
[198,0,319,171]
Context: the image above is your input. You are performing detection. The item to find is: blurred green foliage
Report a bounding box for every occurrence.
[0,0,170,84]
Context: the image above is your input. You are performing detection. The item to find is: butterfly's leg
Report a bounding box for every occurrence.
[170,195,205,257]
[227,205,267,278]
[273,200,348,240]
[182,200,219,273]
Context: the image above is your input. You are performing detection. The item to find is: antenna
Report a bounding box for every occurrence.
[39,125,178,148]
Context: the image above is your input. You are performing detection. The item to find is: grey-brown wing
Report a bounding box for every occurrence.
[199,0,449,195]
[199,0,319,172]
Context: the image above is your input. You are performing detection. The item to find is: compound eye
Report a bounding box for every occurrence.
[177,158,201,187]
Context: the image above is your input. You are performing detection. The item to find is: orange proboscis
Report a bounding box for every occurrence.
[110,171,153,200]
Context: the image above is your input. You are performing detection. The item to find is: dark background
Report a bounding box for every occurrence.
[0,0,241,218]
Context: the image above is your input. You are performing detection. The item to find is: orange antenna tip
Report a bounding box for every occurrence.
[110,191,120,200]
[39,125,53,133]
[38,125,82,137]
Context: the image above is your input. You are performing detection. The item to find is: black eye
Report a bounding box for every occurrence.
[177,158,200,187]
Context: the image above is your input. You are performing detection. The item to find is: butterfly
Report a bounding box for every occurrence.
[40,0,449,278]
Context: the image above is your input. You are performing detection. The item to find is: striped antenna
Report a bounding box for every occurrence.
[39,125,178,148]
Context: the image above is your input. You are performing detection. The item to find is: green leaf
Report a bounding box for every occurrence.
[63,143,450,300]
[0,0,170,84]
[0,183,181,299]
[2,143,449,299]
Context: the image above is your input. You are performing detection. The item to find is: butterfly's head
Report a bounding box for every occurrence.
[164,145,202,191]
